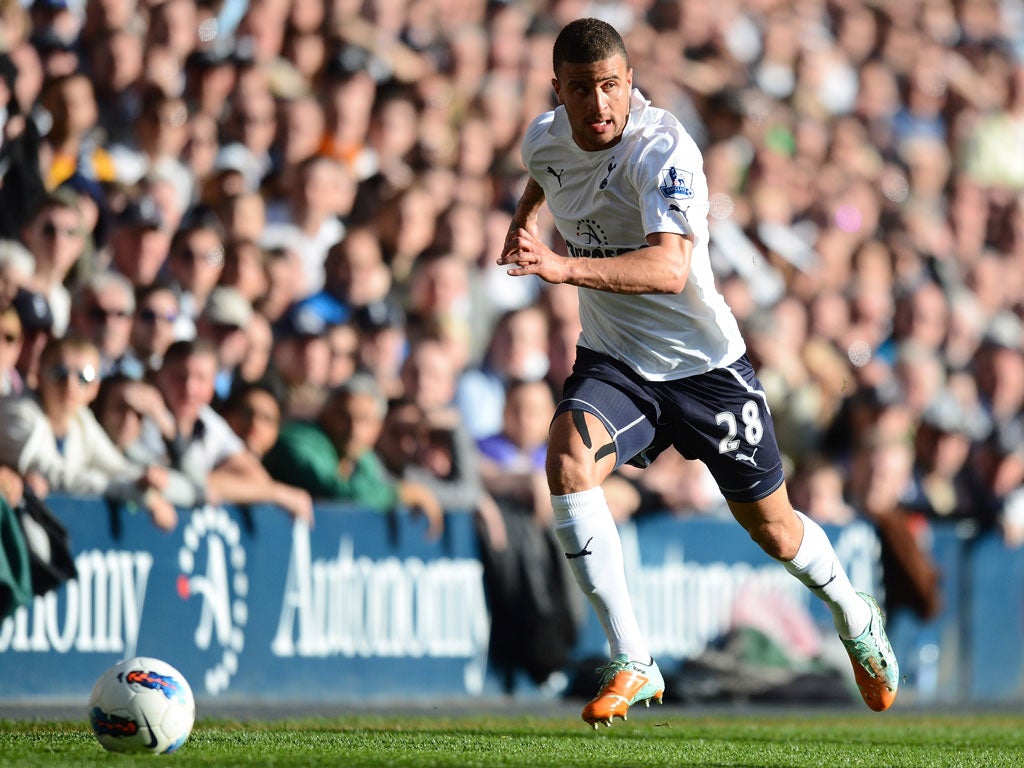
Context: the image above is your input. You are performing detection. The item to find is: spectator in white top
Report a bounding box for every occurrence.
[137,338,313,525]
[262,154,351,297]
[0,335,177,530]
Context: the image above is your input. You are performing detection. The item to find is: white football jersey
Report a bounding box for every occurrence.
[522,89,746,381]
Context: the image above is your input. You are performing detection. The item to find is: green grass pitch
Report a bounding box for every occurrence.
[2,710,1023,767]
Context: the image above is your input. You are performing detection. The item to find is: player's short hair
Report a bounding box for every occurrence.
[552,17,629,72]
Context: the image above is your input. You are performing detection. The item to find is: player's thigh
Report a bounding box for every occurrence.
[664,356,786,504]
[547,410,618,492]
[551,372,659,493]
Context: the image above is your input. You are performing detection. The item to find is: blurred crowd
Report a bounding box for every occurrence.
[0,0,1022,623]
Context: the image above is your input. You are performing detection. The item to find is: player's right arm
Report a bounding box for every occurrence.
[503,176,546,248]
[500,227,691,294]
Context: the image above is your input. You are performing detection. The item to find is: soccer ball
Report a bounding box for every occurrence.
[88,656,196,754]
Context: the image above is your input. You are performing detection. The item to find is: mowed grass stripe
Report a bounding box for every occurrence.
[2,712,1023,767]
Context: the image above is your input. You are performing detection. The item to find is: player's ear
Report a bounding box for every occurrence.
[551,77,563,104]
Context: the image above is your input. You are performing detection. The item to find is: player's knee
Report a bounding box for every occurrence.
[546,450,602,495]
[746,519,797,561]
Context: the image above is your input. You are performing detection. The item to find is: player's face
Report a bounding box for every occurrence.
[552,54,633,152]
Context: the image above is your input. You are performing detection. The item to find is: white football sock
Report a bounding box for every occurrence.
[780,510,872,638]
[551,486,650,662]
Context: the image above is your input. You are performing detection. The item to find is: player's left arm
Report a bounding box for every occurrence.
[499,228,692,294]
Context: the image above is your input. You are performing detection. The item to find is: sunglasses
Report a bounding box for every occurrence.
[89,306,132,323]
[46,363,97,386]
[138,308,178,324]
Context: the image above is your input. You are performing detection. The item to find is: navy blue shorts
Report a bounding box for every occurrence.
[555,347,785,503]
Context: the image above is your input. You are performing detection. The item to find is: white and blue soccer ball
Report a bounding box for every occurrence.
[88,656,196,754]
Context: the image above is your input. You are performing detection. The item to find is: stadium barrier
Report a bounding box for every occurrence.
[0,497,1020,705]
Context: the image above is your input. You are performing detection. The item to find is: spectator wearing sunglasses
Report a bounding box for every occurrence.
[68,271,145,379]
[0,335,177,531]
[131,283,180,374]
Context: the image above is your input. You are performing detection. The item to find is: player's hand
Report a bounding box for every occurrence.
[498,227,567,284]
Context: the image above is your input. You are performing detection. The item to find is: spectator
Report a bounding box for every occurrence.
[263,373,443,536]
[477,378,557,524]
[254,245,304,323]
[396,338,483,514]
[106,194,172,289]
[971,419,1024,545]
[302,226,391,327]
[788,454,857,527]
[371,183,438,284]
[455,305,549,440]
[216,191,267,245]
[107,87,192,207]
[972,312,1024,424]
[136,338,313,524]
[376,394,479,515]
[317,45,378,179]
[183,46,237,121]
[406,250,484,371]
[219,239,269,301]
[846,432,942,621]
[236,309,275,391]
[351,296,408,401]
[67,270,144,379]
[11,287,54,392]
[164,206,226,338]
[474,376,582,691]
[0,238,34,310]
[0,335,177,530]
[195,285,253,402]
[262,154,350,297]
[21,188,86,336]
[131,282,180,374]
[324,320,359,389]
[0,49,46,242]
[38,72,115,189]
[269,301,331,420]
[90,371,200,509]
[219,380,284,460]
[904,390,981,522]
[223,68,277,183]
[182,111,223,184]
[0,304,24,395]
[273,93,326,181]
[87,27,147,146]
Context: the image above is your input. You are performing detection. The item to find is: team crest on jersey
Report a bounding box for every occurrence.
[659,167,694,199]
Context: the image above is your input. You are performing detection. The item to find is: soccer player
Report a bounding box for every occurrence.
[498,18,898,727]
